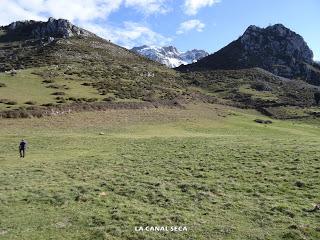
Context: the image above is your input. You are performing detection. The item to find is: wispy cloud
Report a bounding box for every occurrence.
[177,19,205,34]
[83,22,172,48]
[0,0,171,26]
[125,0,171,15]
[184,0,220,15]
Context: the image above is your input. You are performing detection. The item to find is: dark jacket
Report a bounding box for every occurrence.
[19,140,27,149]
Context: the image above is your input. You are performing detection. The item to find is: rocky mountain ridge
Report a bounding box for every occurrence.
[178,24,320,85]
[0,17,95,42]
[131,45,209,68]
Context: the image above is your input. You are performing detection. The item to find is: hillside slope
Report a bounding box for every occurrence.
[0,18,190,113]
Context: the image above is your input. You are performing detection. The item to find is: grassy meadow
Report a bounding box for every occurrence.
[0,104,319,240]
[0,68,106,111]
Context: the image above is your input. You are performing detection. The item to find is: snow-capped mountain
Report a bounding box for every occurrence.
[131,45,209,68]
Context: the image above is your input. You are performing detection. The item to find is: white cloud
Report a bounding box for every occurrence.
[125,0,170,15]
[0,0,122,25]
[0,0,170,26]
[83,22,172,48]
[44,0,123,22]
[177,19,205,34]
[0,0,46,25]
[0,0,172,48]
[184,0,220,15]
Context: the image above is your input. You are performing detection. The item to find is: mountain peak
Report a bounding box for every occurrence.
[240,23,313,63]
[1,17,95,42]
[178,23,319,85]
[131,45,209,68]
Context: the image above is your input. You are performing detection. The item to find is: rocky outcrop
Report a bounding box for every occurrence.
[178,24,320,85]
[131,45,208,68]
[1,17,95,41]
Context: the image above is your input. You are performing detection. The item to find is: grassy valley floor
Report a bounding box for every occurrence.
[0,104,319,240]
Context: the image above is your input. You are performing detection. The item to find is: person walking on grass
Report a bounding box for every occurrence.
[19,139,27,158]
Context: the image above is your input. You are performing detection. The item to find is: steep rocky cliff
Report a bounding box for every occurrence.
[178,24,320,85]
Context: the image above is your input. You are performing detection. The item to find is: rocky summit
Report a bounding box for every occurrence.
[178,24,320,85]
[0,17,95,42]
[131,45,209,68]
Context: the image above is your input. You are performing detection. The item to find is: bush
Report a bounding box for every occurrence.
[46,84,69,90]
[76,98,87,102]
[5,101,17,105]
[254,119,272,124]
[51,92,66,96]
[46,84,61,89]
[251,82,272,91]
[85,98,98,102]
[42,103,55,107]
[103,96,115,102]
[0,83,6,87]
[314,92,320,105]
[67,97,77,101]
[42,79,55,84]
[56,99,66,103]
[25,101,37,105]
[0,110,30,118]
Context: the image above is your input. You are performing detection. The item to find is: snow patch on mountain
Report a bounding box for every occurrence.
[131,45,209,68]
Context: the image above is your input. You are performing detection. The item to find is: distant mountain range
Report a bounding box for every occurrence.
[131,45,209,68]
[178,24,320,85]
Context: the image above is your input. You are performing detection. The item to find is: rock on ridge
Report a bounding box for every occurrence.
[5,17,95,40]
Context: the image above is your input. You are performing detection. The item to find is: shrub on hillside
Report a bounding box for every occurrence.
[42,103,55,107]
[5,101,17,105]
[42,79,55,84]
[254,119,272,124]
[85,98,98,103]
[25,101,37,105]
[314,92,320,105]
[103,96,115,102]
[51,92,66,96]
[56,98,66,103]
[46,84,69,90]
[251,82,272,91]
[67,97,77,101]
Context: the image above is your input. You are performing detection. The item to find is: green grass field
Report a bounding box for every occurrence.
[0,68,105,111]
[0,104,319,240]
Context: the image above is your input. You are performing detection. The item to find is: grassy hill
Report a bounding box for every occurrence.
[0,25,189,113]
[1,104,320,239]
[2,64,320,119]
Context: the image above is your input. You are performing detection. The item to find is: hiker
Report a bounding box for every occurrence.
[19,139,27,158]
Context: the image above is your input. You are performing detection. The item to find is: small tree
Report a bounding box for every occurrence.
[314,92,320,105]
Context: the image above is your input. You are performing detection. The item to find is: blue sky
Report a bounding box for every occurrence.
[1,0,319,60]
